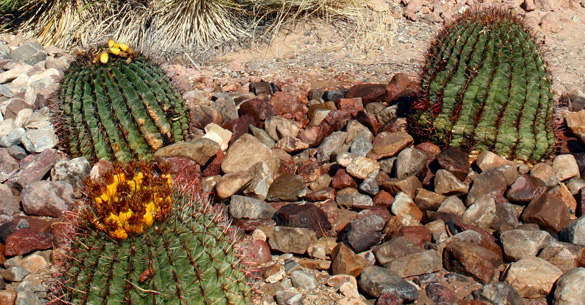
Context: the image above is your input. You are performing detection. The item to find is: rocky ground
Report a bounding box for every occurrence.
[2,0,585,305]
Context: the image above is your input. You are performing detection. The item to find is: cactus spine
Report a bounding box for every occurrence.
[411,8,555,162]
[59,52,189,163]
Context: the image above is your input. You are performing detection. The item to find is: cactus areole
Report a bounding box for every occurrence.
[411,8,555,162]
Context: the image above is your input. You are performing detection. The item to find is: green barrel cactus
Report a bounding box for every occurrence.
[411,8,555,162]
[55,162,251,305]
[59,51,189,162]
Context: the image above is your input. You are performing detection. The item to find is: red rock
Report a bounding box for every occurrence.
[359,207,392,223]
[239,98,274,125]
[51,221,75,249]
[270,92,307,121]
[373,190,394,207]
[296,161,323,183]
[331,242,370,277]
[345,84,387,105]
[222,115,255,144]
[305,187,336,202]
[425,283,458,305]
[320,110,352,137]
[249,81,273,96]
[443,241,503,284]
[273,203,332,237]
[167,157,202,194]
[8,149,58,190]
[275,136,309,153]
[386,73,413,102]
[356,111,381,134]
[436,147,470,181]
[0,244,5,266]
[332,169,358,190]
[273,149,296,176]
[201,150,224,177]
[377,292,403,305]
[237,239,272,266]
[4,228,52,257]
[298,126,325,147]
[336,97,364,117]
[391,226,432,247]
[507,175,547,203]
[522,193,571,232]
[415,142,442,161]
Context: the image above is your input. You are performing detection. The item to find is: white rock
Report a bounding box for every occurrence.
[553,267,585,305]
[553,154,580,182]
[203,122,232,151]
[21,127,58,153]
[505,256,563,298]
[0,64,32,84]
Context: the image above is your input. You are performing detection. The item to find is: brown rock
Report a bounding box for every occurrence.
[239,98,274,124]
[391,226,432,247]
[167,157,202,194]
[237,240,272,266]
[436,147,470,181]
[505,256,563,298]
[331,242,370,277]
[345,84,387,105]
[386,73,413,102]
[4,228,52,257]
[332,169,358,190]
[381,176,422,199]
[0,291,17,305]
[522,193,571,232]
[221,133,280,174]
[506,175,547,203]
[154,139,220,166]
[373,190,394,207]
[336,97,364,117]
[273,203,332,237]
[267,173,306,201]
[215,170,253,199]
[369,131,414,160]
[270,91,307,121]
[372,236,423,265]
[8,148,58,190]
[268,226,317,254]
[223,115,255,144]
[443,241,503,284]
[298,258,331,270]
[190,105,222,129]
[296,161,323,183]
[434,169,468,196]
[425,283,458,305]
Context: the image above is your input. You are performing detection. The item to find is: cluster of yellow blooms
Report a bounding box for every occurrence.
[93,39,135,65]
[85,163,173,240]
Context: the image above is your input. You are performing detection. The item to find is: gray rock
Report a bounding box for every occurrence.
[467,168,507,205]
[15,279,47,305]
[290,270,318,289]
[384,249,442,278]
[21,128,58,153]
[566,177,585,195]
[1,266,29,282]
[11,43,47,66]
[500,229,552,261]
[229,195,276,219]
[491,202,520,231]
[335,189,374,208]
[338,214,384,253]
[51,157,90,187]
[560,216,585,246]
[0,119,16,138]
[346,120,373,144]
[268,227,318,254]
[0,184,19,225]
[538,241,585,272]
[284,259,302,274]
[0,148,19,183]
[359,169,379,195]
[473,282,523,305]
[462,194,496,229]
[0,65,32,84]
[373,236,423,266]
[358,266,419,301]
[267,173,306,202]
[8,148,58,189]
[275,290,303,305]
[250,125,276,148]
[0,84,13,98]
[553,154,580,182]
[434,169,468,196]
[350,136,373,157]
[7,145,28,160]
[0,127,25,147]
[21,180,74,217]
[317,131,347,162]
[553,267,585,305]
[395,147,428,179]
[378,157,395,175]
[437,196,466,216]
[212,93,238,122]
[505,256,563,298]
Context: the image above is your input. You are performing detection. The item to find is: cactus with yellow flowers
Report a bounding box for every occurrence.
[59,40,189,163]
[54,162,251,304]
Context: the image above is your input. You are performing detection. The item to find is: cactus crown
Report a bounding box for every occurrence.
[58,41,190,163]
[411,8,555,162]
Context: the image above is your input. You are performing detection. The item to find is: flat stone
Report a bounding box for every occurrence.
[505,256,563,298]
[154,139,220,165]
[239,98,274,123]
[0,127,24,147]
[0,65,32,84]
[358,266,419,301]
[275,290,303,305]
[317,131,347,162]
[414,188,446,211]
[522,193,571,232]
[506,175,547,203]
[21,128,58,153]
[270,91,307,121]
[500,229,552,261]
[305,187,335,202]
[268,226,317,254]
[434,169,468,196]
[369,131,413,160]
[2,266,29,282]
[350,136,373,157]
[273,203,332,237]
[553,267,585,305]
[229,195,276,219]
[16,252,49,273]
[291,270,318,289]
[473,282,522,305]
[372,236,423,265]
[443,241,503,284]
[538,241,585,272]
[436,147,469,180]
[338,214,385,253]
[221,134,280,174]
[336,188,374,208]
[331,242,370,278]
[332,168,358,189]
[475,150,515,172]
[467,168,507,205]
[530,163,560,187]
[553,154,580,181]
[384,249,442,278]
[11,43,47,66]
[237,239,272,266]
[4,228,53,256]
[395,148,427,179]
[8,148,58,190]
[346,156,379,180]
[491,202,520,232]
[437,196,466,216]
[21,180,74,217]
[215,170,253,199]
[391,192,423,222]
[250,125,276,148]
[381,176,422,199]
[203,123,232,151]
[267,173,306,202]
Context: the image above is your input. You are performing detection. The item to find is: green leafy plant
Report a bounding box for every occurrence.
[411,8,555,162]
[59,43,189,162]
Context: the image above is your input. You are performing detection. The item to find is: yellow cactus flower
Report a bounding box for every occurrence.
[111,228,128,240]
[108,39,116,48]
[99,52,109,64]
[110,47,120,56]
[113,43,120,49]
[119,43,129,52]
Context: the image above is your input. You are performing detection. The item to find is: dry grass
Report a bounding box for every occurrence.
[5,0,395,60]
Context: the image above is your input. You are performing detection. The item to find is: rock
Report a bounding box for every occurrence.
[215,170,253,199]
[381,176,421,199]
[317,131,347,162]
[350,136,373,157]
[338,214,385,253]
[473,282,522,305]
[239,98,274,123]
[493,164,520,186]
[505,256,563,298]
[369,131,413,160]
[434,169,468,196]
[268,227,317,254]
[267,173,306,201]
[549,183,577,214]
[540,12,562,33]
[50,157,90,187]
[4,228,52,256]
[467,168,507,205]
[237,239,272,266]
[229,195,276,219]
[358,266,419,301]
[212,93,238,122]
[373,190,394,207]
[336,97,364,116]
[522,0,537,11]
[559,216,585,246]
[553,267,585,305]
[331,242,370,277]
[384,249,442,278]
[189,105,222,130]
[414,188,446,212]
[443,241,503,284]
[221,134,280,174]
[0,184,19,224]
[203,123,232,151]
[553,154,580,181]
[274,203,331,237]
[11,43,47,66]
[2,266,29,282]
[298,258,331,270]
[345,84,387,104]
[275,136,309,153]
[265,116,300,141]
[538,241,585,272]
[0,127,24,147]
[291,270,319,289]
[530,163,560,187]
[436,147,469,180]
[250,125,276,148]
[391,192,423,222]
[462,195,496,229]
[0,290,17,304]
[336,188,374,208]
[333,169,358,189]
[270,92,307,121]
[275,289,303,305]
[327,274,358,288]
[16,252,49,273]
[372,236,423,265]
[359,170,380,195]
[437,196,466,216]
[491,202,520,232]
[425,283,458,305]
[154,139,220,166]
[0,148,19,182]
[346,156,379,180]
[201,150,224,177]
[506,175,547,203]
[500,229,552,261]
[20,128,58,153]
[394,148,427,179]
[20,180,74,217]
[522,193,571,232]
[0,65,32,84]
[305,187,335,202]
[249,81,273,96]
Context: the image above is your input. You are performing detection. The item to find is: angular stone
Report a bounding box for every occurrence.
[4,228,52,256]
[553,154,580,182]
[11,43,47,65]
[268,226,317,254]
[358,266,419,301]
[436,147,470,180]
[345,84,387,104]
[369,131,413,160]
[434,169,468,196]
[391,192,423,222]
[237,239,272,266]
[275,136,309,153]
[215,170,253,199]
[331,242,370,277]
[443,241,503,284]
[553,267,585,305]
[506,175,547,203]
[462,195,496,229]
[270,91,307,121]
[505,256,563,298]
[0,290,17,304]
[500,229,552,261]
[336,97,364,116]
[290,270,318,289]
[0,127,24,148]
[381,176,422,199]
[332,169,358,189]
[239,98,274,123]
[522,193,571,232]
[538,241,585,272]
[359,169,380,195]
[438,196,466,216]
[549,183,578,214]
[491,202,520,232]
[346,156,379,180]
[202,122,232,151]
[221,134,280,174]
[229,195,276,219]
[8,148,58,189]
[373,190,394,207]
[267,173,306,202]
[425,283,458,305]
[305,187,335,202]
[384,249,442,278]
[0,184,19,224]
[317,131,347,162]
[336,188,374,208]
[16,252,49,273]
[155,139,220,166]
[2,266,29,282]
[338,214,384,253]
[467,168,507,205]
[265,116,300,141]
[372,236,423,265]
[560,216,585,246]
[473,282,522,305]
[530,163,560,187]
[21,180,74,217]
[50,157,90,187]
[0,148,19,183]
[189,105,222,130]
[475,150,515,172]
[350,136,373,157]
[414,188,446,212]
[391,226,432,247]
[20,128,58,153]
[395,148,428,179]
[273,203,332,237]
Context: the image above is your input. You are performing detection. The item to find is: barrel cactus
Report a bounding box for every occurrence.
[54,162,251,304]
[58,41,189,163]
[411,8,555,162]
